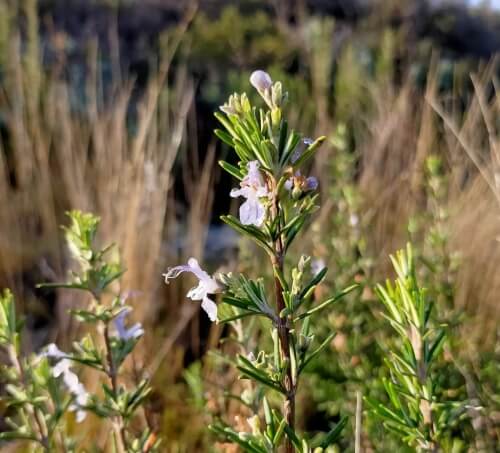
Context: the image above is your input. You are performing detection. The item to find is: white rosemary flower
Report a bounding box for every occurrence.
[230,160,270,227]
[163,258,220,322]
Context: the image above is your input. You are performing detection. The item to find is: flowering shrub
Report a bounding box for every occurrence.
[165,71,357,451]
[0,211,158,452]
[0,71,484,452]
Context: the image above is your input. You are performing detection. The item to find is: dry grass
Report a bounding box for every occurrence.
[0,4,216,449]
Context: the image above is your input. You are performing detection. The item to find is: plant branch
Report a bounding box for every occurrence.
[103,322,128,453]
[7,345,50,451]
[271,190,295,453]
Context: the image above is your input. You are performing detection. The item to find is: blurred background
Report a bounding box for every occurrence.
[0,0,499,451]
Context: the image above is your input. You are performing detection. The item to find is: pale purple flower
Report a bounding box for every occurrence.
[250,70,273,93]
[48,354,88,422]
[284,171,318,193]
[114,308,144,341]
[306,176,318,191]
[163,258,220,322]
[311,258,326,276]
[230,161,270,227]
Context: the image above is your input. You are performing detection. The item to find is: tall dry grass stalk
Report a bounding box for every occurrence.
[0,0,213,355]
[355,58,500,340]
[294,21,500,340]
[0,2,216,448]
[428,58,500,343]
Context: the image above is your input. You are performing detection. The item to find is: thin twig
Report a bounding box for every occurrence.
[355,390,362,453]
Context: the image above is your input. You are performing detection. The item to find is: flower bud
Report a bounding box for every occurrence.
[247,415,261,435]
[250,70,272,92]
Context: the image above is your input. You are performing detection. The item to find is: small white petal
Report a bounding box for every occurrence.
[75,409,87,423]
[52,359,72,378]
[42,343,66,359]
[63,370,81,394]
[201,297,218,322]
[239,198,265,227]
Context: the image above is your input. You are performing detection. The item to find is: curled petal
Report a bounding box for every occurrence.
[230,187,249,199]
[126,324,144,339]
[42,343,66,359]
[114,308,144,340]
[164,258,211,285]
[186,280,207,301]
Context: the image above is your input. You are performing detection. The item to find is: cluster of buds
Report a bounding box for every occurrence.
[220,92,252,117]
[250,70,288,125]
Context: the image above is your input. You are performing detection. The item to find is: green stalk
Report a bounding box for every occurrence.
[270,185,296,453]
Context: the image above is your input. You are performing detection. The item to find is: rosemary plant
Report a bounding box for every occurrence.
[366,244,468,452]
[164,71,357,452]
[0,211,159,452]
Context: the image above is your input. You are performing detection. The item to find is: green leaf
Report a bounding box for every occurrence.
[292,136,326,168]
[237,356,284,394]
[214,112,239,139]
[299,332,336,373]
[221,215,273,255]
[298,267,328,302]
[279,130,301,167]
[318,415,348,448]
[296,284,358,320]
[273,417,287,446]
[283,423,301,449]
[364,396,407,426]
[214,129,235,147]
[209,424,267,453]
[219,160,243,180]
[277,119,288,157]
[426,329,446,364]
